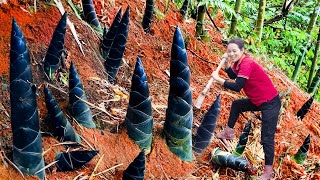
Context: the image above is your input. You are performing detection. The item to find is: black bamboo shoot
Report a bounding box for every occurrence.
[164,26,193,161]
[44,86,81,144]
[193,94,220,154]
[142,0,154,33]
[55,150,99,171]
[104,6,130,83]
[125,57,153,152]
[211,148,256,175]
[296,96,314,120]
[43,13,67,80]
[69,61,96,128]
[10,18,45,179]
[122,151,145,180]
[101,8,122,59]
[292,134,311,165]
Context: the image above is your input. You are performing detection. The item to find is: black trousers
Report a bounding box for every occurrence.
[227,95,281,165]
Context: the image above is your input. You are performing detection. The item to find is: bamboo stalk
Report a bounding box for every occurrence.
[308,28,320,89]
[195,5,206,38]
[293,3,320,82]
[254,0,266,43]
[229,0,242,35]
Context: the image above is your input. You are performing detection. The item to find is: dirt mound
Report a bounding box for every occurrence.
[0,0,319,179]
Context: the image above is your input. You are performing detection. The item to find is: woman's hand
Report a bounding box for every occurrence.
[222,53,230,69]
[212,71,225,85]
[222,53,229,59]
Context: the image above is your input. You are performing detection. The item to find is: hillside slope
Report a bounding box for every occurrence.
[0,0,319,179]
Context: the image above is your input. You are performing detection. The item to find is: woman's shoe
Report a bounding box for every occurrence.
[216,126,235,140]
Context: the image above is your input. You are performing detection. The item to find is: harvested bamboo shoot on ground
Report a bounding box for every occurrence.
[211,148,257,175]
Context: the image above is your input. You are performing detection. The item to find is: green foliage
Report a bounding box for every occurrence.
[172,0,320,100]
[208,0,236,18]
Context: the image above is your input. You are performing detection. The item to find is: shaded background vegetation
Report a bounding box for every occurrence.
[173,0,320,100]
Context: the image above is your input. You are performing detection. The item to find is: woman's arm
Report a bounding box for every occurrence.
[225,67,237,79]
[223,77,246,92]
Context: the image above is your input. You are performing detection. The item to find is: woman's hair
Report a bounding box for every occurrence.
[228,38,245,50]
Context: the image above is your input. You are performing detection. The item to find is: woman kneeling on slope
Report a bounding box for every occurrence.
[212,38,281,180]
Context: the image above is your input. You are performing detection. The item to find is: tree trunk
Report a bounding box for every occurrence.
[254,0,266,44]
[292,2,320,81]
[195,5,206,38]
[229,0,242,36]
[307,28,320,88]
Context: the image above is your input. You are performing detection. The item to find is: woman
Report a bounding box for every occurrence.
[212,38,281,180]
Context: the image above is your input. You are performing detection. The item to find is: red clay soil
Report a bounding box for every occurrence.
[0,0,319,179]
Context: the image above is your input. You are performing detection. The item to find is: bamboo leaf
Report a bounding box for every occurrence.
[55,150,99,171]
[233,120,251,156]
[104,6,130,83]
[69,61,96,128]
[292,134,311,165]
[296,95,314,120]
[101,7,122,59]
[125,57,153,152]
[164,26,193,161]
[142,0,154,33]
[10,18,45,179]
[193,94,220,154]
[82,0,102,32]
[44,86,81,144]
[211,148,256,175]
[44,13,67,80]
[122,151,145,180]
